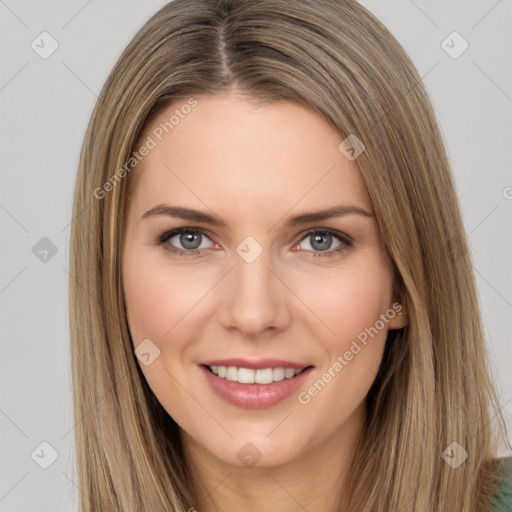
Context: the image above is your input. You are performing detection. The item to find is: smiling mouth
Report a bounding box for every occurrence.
[202,364,314,385]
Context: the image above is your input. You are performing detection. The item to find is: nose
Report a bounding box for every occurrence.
[219,248,292,337]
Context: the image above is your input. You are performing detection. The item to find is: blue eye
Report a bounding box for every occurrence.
[156,228,215,258]
[295,228,353,257]
[155,227,353,259]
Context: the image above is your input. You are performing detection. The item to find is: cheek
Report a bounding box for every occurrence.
[294,257,393,397]
[123,253,204,347]
[122,255,205,420]
[123,270,171,346]
[294,260,393,420]
[296,256,394,350]
[334,277,391,346]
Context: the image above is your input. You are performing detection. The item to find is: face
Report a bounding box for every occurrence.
[121,91,407,469]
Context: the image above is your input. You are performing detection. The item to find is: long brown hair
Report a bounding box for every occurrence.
[69,0,509,510]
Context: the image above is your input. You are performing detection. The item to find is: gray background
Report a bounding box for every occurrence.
[1,1,511,510]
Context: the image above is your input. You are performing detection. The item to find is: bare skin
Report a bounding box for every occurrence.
[121,89,407,512]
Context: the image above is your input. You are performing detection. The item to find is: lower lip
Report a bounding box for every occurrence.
[199,365,314,409]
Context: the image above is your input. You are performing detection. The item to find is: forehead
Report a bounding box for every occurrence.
[128,93,372,222]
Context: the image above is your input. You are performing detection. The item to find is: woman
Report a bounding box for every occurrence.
[69,0,511,510]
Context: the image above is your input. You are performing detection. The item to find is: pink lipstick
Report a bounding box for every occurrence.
[198,359,314,409]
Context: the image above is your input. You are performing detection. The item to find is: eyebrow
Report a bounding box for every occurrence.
[141,204,373,227]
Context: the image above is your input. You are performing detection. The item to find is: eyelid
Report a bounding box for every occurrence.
[297,227,353,244]
[155,226,353,256]
[154,227,218,250]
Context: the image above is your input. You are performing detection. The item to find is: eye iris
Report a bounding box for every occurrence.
[311,232,332,251]
[181,231,201,250]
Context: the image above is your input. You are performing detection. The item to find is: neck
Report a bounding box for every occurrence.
[181,403,365,512]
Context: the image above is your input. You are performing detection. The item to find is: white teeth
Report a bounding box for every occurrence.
[207,365,307,384]
[238,367,255,384]
[273,367,285,381]
[226,366,238,381]
[255,368,274,384]
[284,368,295,379]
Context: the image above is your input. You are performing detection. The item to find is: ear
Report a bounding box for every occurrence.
[387,298,408,330]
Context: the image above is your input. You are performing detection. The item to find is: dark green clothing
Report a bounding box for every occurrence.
[492,457,512,511]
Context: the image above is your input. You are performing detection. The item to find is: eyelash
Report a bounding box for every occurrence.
[154,227,353,259]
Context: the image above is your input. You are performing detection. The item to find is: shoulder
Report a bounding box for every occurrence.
[492,457,512,512]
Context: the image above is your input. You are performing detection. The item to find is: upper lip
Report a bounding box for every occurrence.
[200,358,313,370]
